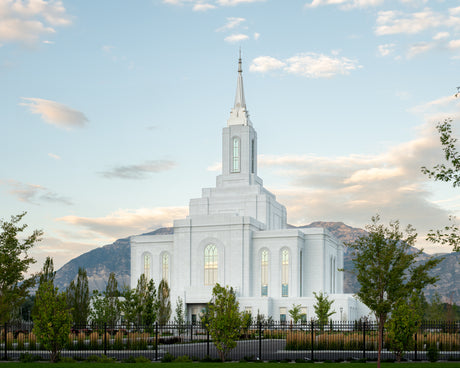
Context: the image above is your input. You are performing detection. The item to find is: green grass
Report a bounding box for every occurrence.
[0,363,459,368]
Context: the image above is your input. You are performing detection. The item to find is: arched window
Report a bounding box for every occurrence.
[204,244,218,285]
[232,137,240,172]
[162,253,169,283]
[261,250,268,296]
[281,249,289,297]
[143,254,151,280]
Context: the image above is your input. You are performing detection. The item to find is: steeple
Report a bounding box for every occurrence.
[227,50,251,126]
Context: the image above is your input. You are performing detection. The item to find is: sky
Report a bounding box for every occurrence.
[1,0,460,274]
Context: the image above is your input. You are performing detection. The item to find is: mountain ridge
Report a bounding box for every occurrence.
[54,221,459,304]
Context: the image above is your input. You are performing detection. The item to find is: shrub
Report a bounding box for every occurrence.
[89,331,99,348]
[59,357,76,363]
[28,332,37,350]
[174,355,192,363]
[17,332,26,349]
[19,352,40,362]
[161,352,175,362]
[427,344,439,362]
[86,354,115,363]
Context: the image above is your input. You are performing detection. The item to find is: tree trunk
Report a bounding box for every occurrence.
[377,316,384,368]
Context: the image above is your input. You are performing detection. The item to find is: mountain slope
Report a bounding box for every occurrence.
[54,222,459,304]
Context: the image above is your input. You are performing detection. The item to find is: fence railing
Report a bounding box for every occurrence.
[1,320,459,361]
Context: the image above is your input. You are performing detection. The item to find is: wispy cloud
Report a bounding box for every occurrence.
[250,53,362,78]
[57,207,188,239]
[99,160,176,179]
[375,8,458,36]
[20,97,88,129]
[378,43,396,57]
[216,17,246,32]
[48,153,61,160]
[306,0,383,10]
[162,0,265,10]
[224,33,249,43]
[0,0,71,45]
[2,180,72,205]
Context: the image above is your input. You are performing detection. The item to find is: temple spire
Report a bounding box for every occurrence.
[228,50,251,126]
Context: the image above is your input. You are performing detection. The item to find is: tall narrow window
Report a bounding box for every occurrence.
[232,137,240,172]
[204,244,218,285]
[299,250,303,297]
[261,250,268,296]
[143,254,151,280]
[251,139,255,174]
[162,253,169,283]
[281,249,289,297]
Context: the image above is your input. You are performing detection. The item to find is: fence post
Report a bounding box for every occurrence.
[104,323,107,356]
[414,321,417,361]
[206,327,210,357]
[155,322,158,361]
[3,322,7,361]
[310,320,314,361]
[190,323,193,342]
[258,321,262,361]
[362,321,366,360]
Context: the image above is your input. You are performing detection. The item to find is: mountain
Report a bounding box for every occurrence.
[54,222,459,304]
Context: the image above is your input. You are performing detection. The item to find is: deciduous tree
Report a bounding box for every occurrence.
[346,215,441,368]
[313,292,335,329]
[32,258,71,362]
[207,283,242,362]
[288,304,303,324]
[0,212,42,323]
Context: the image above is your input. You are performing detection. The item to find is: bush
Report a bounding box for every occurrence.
[174,355,192,363]
[161,352,175,363]
[86,354,115,363]
[427,345,439,362]
[19,353,40,363]
[59,357,76,363]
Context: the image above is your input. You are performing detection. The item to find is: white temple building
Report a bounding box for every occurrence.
[131,55,371,322]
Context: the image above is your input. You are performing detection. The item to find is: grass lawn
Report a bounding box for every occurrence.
[0,363,460,368]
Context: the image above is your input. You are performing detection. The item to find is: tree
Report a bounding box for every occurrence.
[32,258,71,362]
[421,116,460,252]
[346,215,441,368]
[386,296,421,362]
[288,304,303,324]
[313,292,335,330]
[207,283,242,362]
[66,267,90,326]
[157,279,171,326]
[0,212,42,323]
[174,296,186,335]
[90,272,120,326]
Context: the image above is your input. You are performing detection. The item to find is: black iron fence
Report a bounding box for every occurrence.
[1,320,459,361]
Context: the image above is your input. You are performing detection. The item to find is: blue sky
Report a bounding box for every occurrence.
[1,0,460,273]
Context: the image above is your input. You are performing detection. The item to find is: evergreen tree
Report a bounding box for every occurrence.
[90,272,120,326]
[66,267,90,326]
[157,279,171,326]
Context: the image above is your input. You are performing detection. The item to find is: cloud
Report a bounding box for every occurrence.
[162,0,265,9]
[448,39,460,50]
[0,0,71,45]
[254,32,260,40]
[20,97,88,129]
[378,43,395,57]
[99,160,176,179]
[224,33,249,43]
[216,0,265,5]
[48,152,60,160]
[2,180,72,205]
[306,0,383,10]
[375,9,457,36]
[57,207,188,239]
[433,32,450,40]
[216,17,246,32]
[407,42,434,58]
[250,53,362,78]
[193,2,216,10]
[257,122,453,242]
